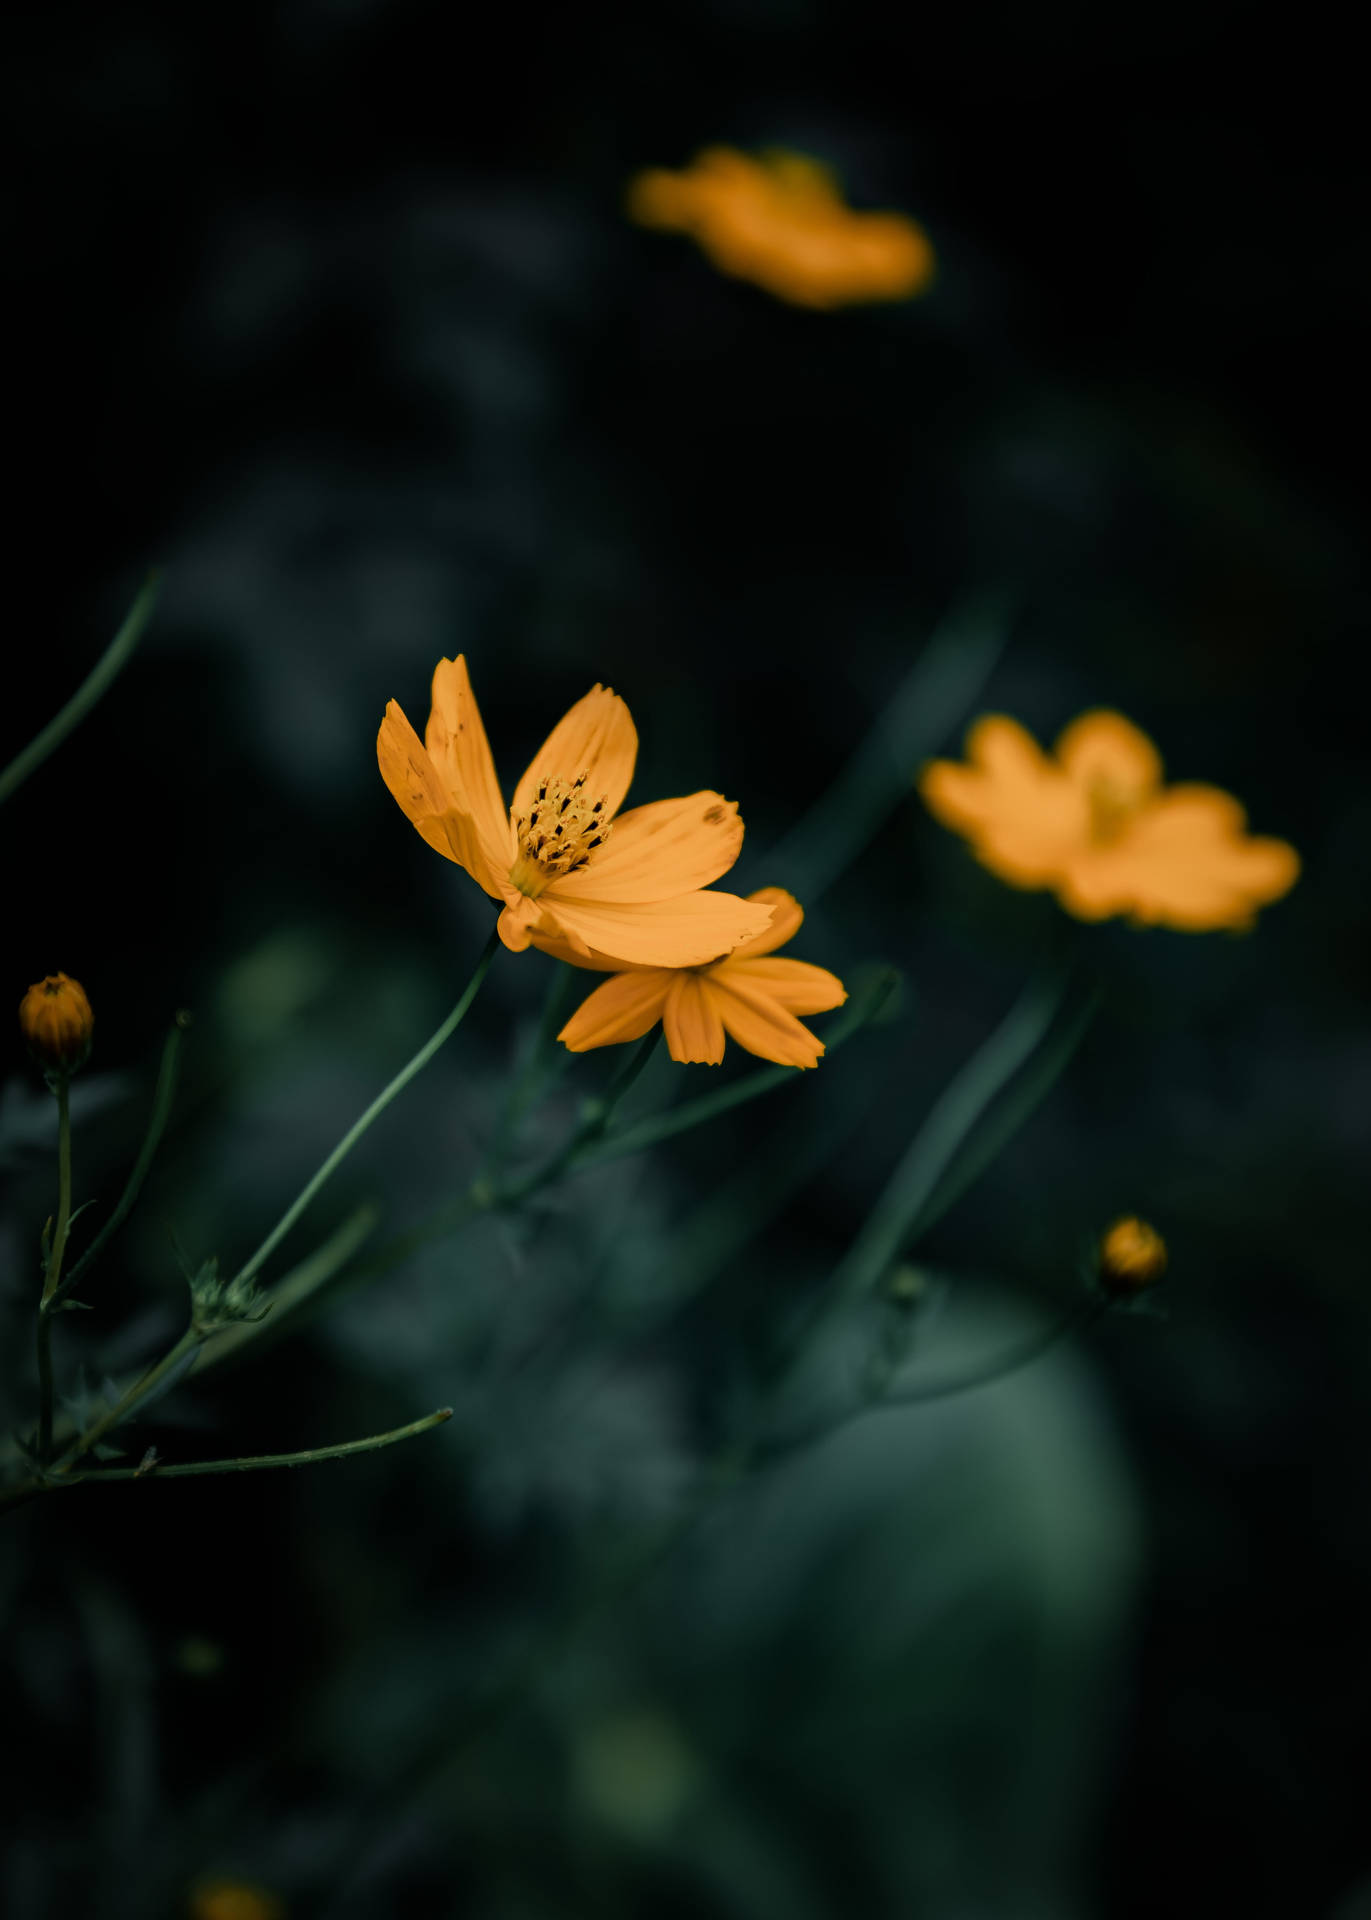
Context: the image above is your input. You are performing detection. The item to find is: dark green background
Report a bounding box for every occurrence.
[3,5,1367,1917]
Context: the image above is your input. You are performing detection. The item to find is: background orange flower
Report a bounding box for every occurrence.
[628,147,935,309]
[921,710,1299,931]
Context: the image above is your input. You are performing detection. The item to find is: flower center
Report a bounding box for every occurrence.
[1086,776,1145,845]
[510,772,611,898]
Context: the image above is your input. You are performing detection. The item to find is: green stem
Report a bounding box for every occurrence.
[49,1013,188,1311]
[4,933,498,1509]
[758,1299,1107,1465]
[0,572,161,808]
[195,1203,381,1374]
[504,1029,661,1201]
[568,965,899,1174]
[827,970,1072,1317]
[903,987,1099,1246]
[758,593,1009,904]
[880,1298,1104,1406]
[229,926,500,1292]
[36,1313,55,1467]
[52,1326,203,1476]
[480,964,576,1176]
[294,966,900,1319]
[597,1024,663,1116]
[40,1076,73,1309]
[35,1074,73,1462]
[72,1407,451,1481]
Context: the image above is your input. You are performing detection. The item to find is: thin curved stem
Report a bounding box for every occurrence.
[50,1014,188,1310]
[503,1029,661,1201]
[53,1327,203,1475]
[40,1076,73,1309]
[759,593,1010,904]
[880,1297,1104,1406]
[828,969,1074,1316]
[479,963,576,1177]
[196,1203,381,1374]
[903,988,1099,1247]
[230,927,500,1291]
[36,1074,72,1461]
[756,1298,1107,1467]
[0,572,161,808]
[35,1315,55,1467]
[321,966,898,1313]
[73,1407,452,1481]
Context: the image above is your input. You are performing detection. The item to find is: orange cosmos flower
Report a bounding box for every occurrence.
[378,657,772,967]
[535,887,846,1068]
[627,147,935,309]
[920,710,1299,932]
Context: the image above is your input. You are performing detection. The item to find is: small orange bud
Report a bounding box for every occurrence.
[188,1880,286,1920]
[1098,1216,1167,1296]
[18,972,94,1075]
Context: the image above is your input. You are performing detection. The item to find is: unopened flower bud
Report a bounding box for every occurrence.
[19,972,94,1075]
[1097,1216,1167,1296]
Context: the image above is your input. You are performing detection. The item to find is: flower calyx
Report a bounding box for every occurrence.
[187,1258,271,1337]
[510,771,612,896]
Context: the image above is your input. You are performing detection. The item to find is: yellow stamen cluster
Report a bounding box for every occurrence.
[1087,776,1144,845]
[510,772,611,897]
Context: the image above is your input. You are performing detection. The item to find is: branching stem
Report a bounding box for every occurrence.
[74,1407,452,1481]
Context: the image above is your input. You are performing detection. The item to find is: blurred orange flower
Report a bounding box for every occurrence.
[378,656,771,966]
[188,1880,285,1920]
[535,886,846,1067]
[627,147,935,309]
[920,710,1299,931]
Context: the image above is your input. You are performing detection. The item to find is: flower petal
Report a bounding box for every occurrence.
[541,889,772,968]
[497,896,547,952]
[920,716,1088,887]
[554,792,745,904]
[378,701,503,894]
[719,956,846,1015]
[527,928,654,974]
[728,887,804,959]
[1056,788,1300,930]
[1123,782,1248,840]
[511,686,637,824]
[425,656,515,875]
[1055,710,1163,800]
[558,971,671,1052]
[663,974,726,1065]
[706,971,827,1068]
